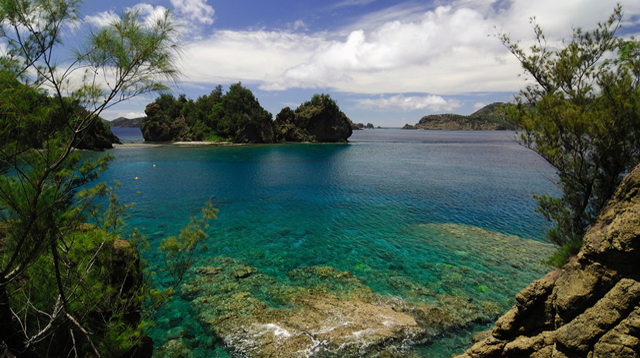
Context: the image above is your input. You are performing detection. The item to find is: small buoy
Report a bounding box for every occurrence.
[153,164,156,168]
[135,177,139,180]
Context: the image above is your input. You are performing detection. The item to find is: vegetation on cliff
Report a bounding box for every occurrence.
[141,83,276,143]
[275,94,353,142]
[0,1,211,356]
[501,5,640,265]
[403,102,519,130]
[141,88,353,143]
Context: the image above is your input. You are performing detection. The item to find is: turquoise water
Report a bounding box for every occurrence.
[99,129,558,356]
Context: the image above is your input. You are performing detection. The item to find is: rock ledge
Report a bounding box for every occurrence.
[456,165,640,358]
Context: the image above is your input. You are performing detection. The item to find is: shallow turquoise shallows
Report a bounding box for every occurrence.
[93,129,559,357]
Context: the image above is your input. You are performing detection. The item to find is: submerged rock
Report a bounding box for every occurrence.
[456,164,640,358]
[219,292,423,357]
[178,257,492,357]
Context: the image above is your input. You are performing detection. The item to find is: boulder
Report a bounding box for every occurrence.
[456,165,640,358]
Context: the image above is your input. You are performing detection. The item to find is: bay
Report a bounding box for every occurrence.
[98,128,559,356]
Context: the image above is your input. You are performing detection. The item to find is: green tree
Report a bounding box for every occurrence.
[217,82,273,140]
[501,5,640,265]
[143,82,275,142]
[0,0,209,356]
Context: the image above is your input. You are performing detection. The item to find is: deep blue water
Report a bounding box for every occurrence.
[100,128,559,356]
[111,127,144,143]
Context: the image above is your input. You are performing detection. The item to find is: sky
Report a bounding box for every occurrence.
[78,0,640,127]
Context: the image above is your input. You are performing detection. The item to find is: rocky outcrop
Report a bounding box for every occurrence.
[275,94,352,143]
[350,122,375,130]
[456,164,640,358]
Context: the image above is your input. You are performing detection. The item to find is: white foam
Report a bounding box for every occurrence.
[255,323,292,338]
[352,328,375,339]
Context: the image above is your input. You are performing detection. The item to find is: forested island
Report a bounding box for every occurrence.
[140,83,353,143]
[109,116,145,128]
[402,102,520,130]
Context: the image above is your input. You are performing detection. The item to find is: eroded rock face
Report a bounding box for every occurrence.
[456,165,640,358]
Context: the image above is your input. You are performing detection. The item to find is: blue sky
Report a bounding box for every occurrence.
[80,0,640,127]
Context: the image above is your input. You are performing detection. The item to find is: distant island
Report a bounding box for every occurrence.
[402,102,520,130]
[109,117,144,128]
[140,83,352,143]
[351,122,375,130]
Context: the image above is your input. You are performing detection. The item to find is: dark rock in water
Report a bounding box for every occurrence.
[456,164,640,358]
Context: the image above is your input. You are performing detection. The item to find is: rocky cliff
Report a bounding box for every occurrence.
[456,165,640,358]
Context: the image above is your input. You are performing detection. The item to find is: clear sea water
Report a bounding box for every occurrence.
[97,128,559,357]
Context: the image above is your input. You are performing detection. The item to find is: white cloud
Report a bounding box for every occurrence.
[121,111,147,118]
[174,0,640,96]
[170,0,215,25]
[84,10,120,28]
[290,20,307,31]
[84,4,170,29]
[474,102,487,110]
[354,94,462,112]
[266,4,505,92]
[183,30,325,88]
[331,0,377,10]
[131,4,172,27]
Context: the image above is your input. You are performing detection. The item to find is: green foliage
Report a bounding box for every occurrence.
[295,94,343,123]
[501,5,640,266]
[143,82,274,142]
[159,201,218,287]
[0,0,183,356]
[275,94,353,142]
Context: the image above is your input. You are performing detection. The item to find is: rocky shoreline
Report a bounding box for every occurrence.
[456,165,640,358]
